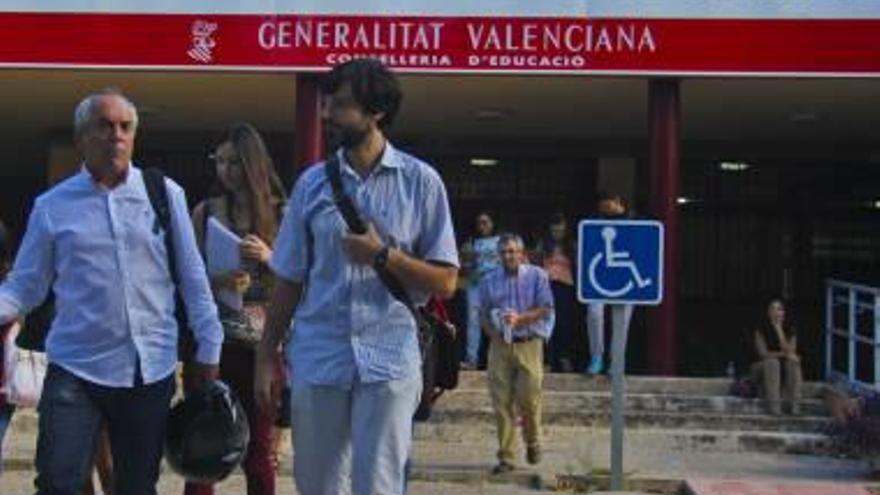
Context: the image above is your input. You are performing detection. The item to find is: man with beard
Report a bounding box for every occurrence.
[254,59,459,495]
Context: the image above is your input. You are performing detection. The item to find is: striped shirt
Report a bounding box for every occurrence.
[270,143,459,387]
[479,264,555,340]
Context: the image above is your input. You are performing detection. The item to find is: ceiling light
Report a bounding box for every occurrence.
[472,108,509,120]
[677,197,692,205]
[469,158,499,167]
[789,112,818,124]
[719,161,751,172]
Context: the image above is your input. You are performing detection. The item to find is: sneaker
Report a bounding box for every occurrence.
[526,445,542,465]
[585,356,604,376]
[492,462,515,475]
[460,360,478,371]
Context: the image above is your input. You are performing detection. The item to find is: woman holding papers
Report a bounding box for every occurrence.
[188,123,286,495]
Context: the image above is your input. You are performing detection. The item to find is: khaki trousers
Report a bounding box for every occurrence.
[751,357,802,414]
[487,339,544,464]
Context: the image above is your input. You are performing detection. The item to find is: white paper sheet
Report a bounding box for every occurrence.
[206,217,242,311]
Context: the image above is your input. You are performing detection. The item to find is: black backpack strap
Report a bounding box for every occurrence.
[325,155,367,234]
[324,156,428,330]
[142,167,177,282]
[142,167,193,358]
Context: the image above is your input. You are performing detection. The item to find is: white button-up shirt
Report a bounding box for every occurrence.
[0,165,223,387]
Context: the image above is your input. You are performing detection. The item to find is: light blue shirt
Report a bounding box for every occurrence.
[0,165,223,387]
[270,144,459,387]
[472,236,501,278]
[479,264,555,341]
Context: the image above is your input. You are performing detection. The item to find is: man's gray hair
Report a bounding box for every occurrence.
[498,233,524,251]
[73,88,139,137]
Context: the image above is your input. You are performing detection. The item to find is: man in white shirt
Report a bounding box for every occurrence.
[0,89,223,495]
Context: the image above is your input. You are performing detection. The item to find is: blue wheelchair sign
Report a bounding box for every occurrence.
[577,219,664,305]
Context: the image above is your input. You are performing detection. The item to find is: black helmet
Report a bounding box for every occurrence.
[164,380,250,483]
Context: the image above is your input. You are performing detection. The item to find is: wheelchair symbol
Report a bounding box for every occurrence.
[588,226,652,298]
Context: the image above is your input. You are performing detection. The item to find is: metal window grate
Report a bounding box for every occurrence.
[825,279,880,391]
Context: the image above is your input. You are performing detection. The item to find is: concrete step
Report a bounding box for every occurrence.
[4,421,868,492]
[455,371,827,397]
[408,442,871,485]
[413,423,838,456]
[440,389,826,416]
[427,407,834,434]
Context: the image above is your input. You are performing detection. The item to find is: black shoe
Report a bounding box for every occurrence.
[526,445,542,465]
[492,462,515,475]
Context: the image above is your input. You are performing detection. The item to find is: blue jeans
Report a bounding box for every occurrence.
[0,402,15,469]
[465,286,483,364]
[35,364,175,495]
[290,375,421,495]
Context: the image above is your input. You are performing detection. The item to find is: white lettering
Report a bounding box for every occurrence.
[294,21,311,48]
[639,27,657,52]
[564,25,584,52]
[522,24,537,51]
[316,21,331,48]
[543,24,561,50]
[595,27,612,52]
[413,24,431,50]
[258,21,276,49]
[617,25,635,51]
[467,23,485,49]
[354,24,370,49]
[334,23,350,48]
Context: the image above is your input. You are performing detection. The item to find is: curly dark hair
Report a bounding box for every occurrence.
[321,59,403,129]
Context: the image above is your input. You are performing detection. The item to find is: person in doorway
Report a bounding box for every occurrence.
[481,234,554,474]
[254,59,459,495]
[0,88,223,495]
[751,298,802,415]
[186,122,286,495]
[460,211,501,369]
[585,191,634,376]
[534,212,578,373]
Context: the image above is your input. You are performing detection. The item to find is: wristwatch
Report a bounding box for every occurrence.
[373,245,391,270]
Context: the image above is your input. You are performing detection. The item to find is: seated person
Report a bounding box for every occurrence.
[750,298,802,415]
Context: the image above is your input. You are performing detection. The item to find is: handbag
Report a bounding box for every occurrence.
[3,322,47,408]
[218,304,264,348]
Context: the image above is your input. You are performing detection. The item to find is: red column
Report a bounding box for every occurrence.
[294,73,324,170]
[647,78,681,376]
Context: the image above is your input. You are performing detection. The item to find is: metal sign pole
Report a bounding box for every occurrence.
[610,314,626,491]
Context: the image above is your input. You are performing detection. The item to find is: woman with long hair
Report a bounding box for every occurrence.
[534,212,578,372]
[186,123,286,495]
[751,298,803,415]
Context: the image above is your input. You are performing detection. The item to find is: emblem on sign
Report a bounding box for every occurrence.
[187,20,218,64]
